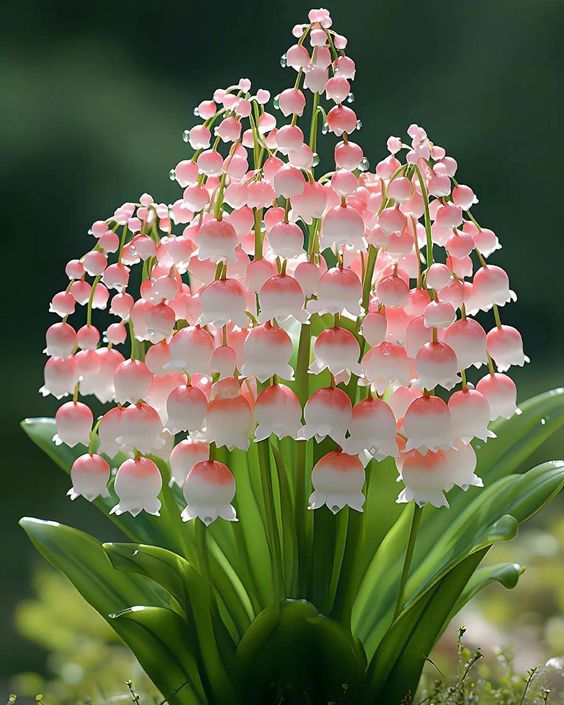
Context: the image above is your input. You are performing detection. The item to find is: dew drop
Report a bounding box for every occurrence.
[346,92,355,104]
[540,417,546,425]
[321,122,329,135]
[312,152,320,167]
[280,54,288,67]
[193,107,200,117]
[169,169,176,181]
[355,119,363,130]
[358,157,370,172]
[182,129,190,143]
[273,95,280,110]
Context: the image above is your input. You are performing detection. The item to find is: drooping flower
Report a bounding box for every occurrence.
[111,456,162,517]
[308,450,365,513]
[68,453,111,501]
[181,460,237,525]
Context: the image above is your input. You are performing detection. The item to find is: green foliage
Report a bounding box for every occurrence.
[20,388,564,704]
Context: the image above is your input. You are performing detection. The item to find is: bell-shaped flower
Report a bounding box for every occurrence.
[320,204,365,250]
[344,398,399,458]
[68,453,110,501]
[181,459,237,525]
[255,383,302,441]
[414,341,460,391]
[41,356,77,398]
[308,267,362,317]
[308,450,365,513]
[486,325,529,372]
[165,384,207,433]
[396,447,452,508]
[169,438,210,487]
[116,402,164,454]
[299,386,352,444]
[97,406,124,458]
[448,387,496,443]
[443,318,487,370]
[54,401,93,447]
[467,265,516,314]
[199,278,248,328]
[205,377,253,450]
[210,344,237,379]
[361,342,410,394]
[166,326,214,374]
[361,311,387,346]
[403,394,453,454]
[240,322,294,382]
[423,300,456,329]
[111,456,162,517]
[267,222,305,259]
[376,273,410,308]
[310,326,362,382]
[197,218,238,263]
[45,322,76,358]
[444,441,483,491]
[258,274,307,323]
[476,372,518,420]
[113,359,153,404]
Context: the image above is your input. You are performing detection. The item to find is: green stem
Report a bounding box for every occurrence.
[361,245,378,312]
[414,164,434,271]
[257,439,285,596]
[295,321,312,592]
[393,503,423,619]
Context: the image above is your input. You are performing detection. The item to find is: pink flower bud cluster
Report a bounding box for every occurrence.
[42,8,526,520]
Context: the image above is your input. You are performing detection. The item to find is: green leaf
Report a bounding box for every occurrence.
[363,550,488,705]
[353,461,564,659]
[21,417,186,553]
[19,518,206,705]
[111,605,207,705]
[105,543,236,705]
[236,600,366,704]
[448,561,524,620]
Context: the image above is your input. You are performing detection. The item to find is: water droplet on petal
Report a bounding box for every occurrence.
[280,54,288,67]
[346,92,355,104]
[169,169,176,181]
[193,107,200,117]
[312,152,320,167]
[358,157,370,172]
[182,130,190,143]
[273,95,280,110]
[355,119,363,130]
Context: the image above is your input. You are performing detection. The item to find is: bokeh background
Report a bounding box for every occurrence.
[1,0,563,696]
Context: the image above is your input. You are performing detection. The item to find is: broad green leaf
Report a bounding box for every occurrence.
[105,543,236,704]
[111,605,208,705]
[448,560,524,621]
[21,418,186,553]
[363,550,487,705]
[237,600,366,704]
[19,519,206,704]
[353,461,564,659]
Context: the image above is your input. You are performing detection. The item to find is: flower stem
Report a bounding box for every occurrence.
[394,503,423,619]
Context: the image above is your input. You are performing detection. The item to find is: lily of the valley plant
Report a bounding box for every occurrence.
[22,8,564,705]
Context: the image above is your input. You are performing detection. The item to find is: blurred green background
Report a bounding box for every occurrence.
[1,0,563,694]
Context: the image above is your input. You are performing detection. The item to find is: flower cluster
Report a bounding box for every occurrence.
[42,7,527,521]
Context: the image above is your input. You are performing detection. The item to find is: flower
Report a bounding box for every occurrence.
[308,451,365,513]
[181,460,237,525]
[39,7,524,521]
[111,456,162,517]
